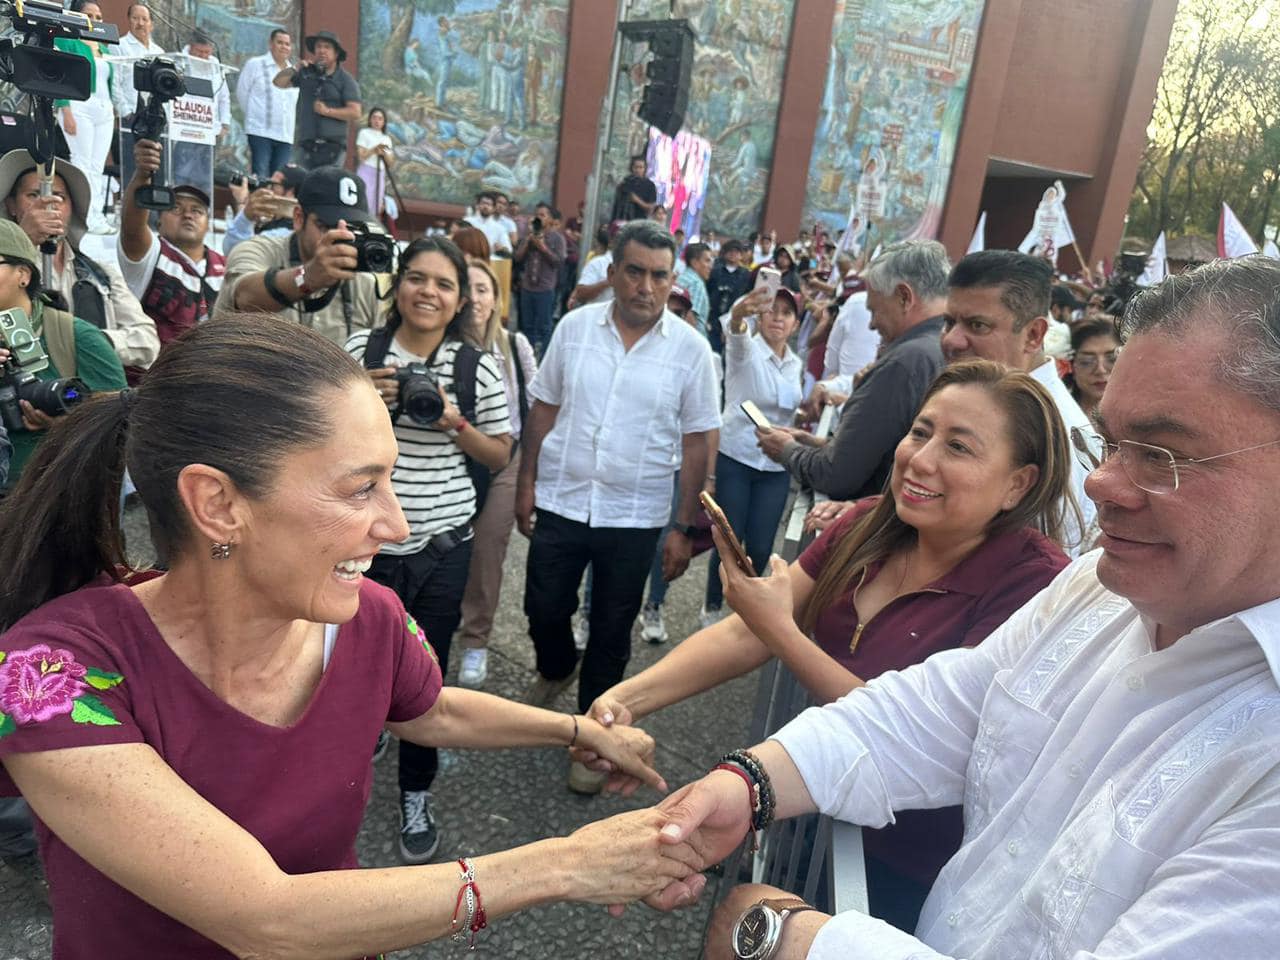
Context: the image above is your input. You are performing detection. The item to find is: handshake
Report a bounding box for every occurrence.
[560,700,761,915]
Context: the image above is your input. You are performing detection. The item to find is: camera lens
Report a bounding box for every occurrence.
[154,67,185,99]
[18,376,87,416]
[400,378,445,426]
[362,237,395,274]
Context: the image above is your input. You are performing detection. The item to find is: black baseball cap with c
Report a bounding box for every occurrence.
[298,166,370,226]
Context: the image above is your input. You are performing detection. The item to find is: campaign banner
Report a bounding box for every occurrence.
[166,95,217,146]
[1218,202,1258,259]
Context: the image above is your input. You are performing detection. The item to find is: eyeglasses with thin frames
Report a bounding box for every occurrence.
[1072,350,1120,371]
[1070,426,1280,495]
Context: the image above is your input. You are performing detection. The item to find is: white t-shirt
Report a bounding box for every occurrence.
[576,252,613,304]
[344,332,512,555]
[464,215,512,254]
[356,128,393,171]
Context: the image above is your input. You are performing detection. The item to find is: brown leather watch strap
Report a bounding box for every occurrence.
[760,897,816,915]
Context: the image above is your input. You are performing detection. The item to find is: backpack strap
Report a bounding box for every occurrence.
[509,330,528,421]
[41,306,78,379]
[361,325,394,370]
[452,341,481,424]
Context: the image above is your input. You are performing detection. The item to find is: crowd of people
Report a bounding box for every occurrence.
[0,8,1277,960]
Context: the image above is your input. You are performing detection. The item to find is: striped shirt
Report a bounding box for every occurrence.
[346,331,512,556]
[118,235,225,347]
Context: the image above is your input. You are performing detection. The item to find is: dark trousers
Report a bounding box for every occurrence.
[705,453,792,608]
[247,134,292,180]
[524,509,662,712]
[296,139,346,170]
[368,533,473,792]
[519,288,556,357]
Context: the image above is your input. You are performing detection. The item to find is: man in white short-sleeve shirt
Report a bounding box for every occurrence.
[654,254,1280,960]
[516,221,719,791]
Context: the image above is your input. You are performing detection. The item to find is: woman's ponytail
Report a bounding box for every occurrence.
[0,390,132,631]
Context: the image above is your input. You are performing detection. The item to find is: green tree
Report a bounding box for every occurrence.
[1129,0,1280,242]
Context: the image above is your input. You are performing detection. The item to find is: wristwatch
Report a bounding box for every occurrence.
[732,897,817,960]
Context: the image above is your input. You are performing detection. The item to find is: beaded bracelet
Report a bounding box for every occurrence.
[450,857,488,949]
[718,748,777,832]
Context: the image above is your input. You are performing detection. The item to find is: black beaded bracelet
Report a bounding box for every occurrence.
[719,749,777,832]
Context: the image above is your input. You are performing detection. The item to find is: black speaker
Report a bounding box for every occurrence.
[620,19,695,138]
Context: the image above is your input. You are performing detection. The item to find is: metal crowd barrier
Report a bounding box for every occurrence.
[702,404,867,946]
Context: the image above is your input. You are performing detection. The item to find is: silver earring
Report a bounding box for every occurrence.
[210,542,232,560]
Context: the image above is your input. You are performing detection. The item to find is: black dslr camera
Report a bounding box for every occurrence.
[130,57,215,210]
[0,307,86,431]
[214,164,264,192]
[348,222,396,273]
[389,364,444,426]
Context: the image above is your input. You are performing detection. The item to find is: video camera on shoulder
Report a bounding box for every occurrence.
[0,0,119,103]
[0,307,86,431]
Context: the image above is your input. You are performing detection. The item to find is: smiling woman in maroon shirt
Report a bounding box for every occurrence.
[590,360,1077,931]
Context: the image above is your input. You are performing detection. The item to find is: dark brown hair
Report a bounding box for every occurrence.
[800,359,1078,634]
[0,314,368,630]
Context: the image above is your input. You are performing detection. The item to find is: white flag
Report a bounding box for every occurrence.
[1264,239,1279,259]
[967,212,986,255]
[1139,231,1167,286]
[1218,203,1258,258]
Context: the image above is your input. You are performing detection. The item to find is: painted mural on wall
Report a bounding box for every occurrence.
[802,0,985,247]
[611,0,796,240]
[357,0,570,208]
[176,0,302,174]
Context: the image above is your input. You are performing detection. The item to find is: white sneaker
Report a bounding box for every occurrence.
[573,616,590,651]
[457,648,488,688]
[699,605,724,630]
[640,603,667,644]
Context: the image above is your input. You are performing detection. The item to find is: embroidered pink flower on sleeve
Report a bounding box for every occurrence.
[0,644,124,737]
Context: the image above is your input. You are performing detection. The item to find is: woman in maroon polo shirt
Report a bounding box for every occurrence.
[0,316,702,959]
[589,360,1077,931]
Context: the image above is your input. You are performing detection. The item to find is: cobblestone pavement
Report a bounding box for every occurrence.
[0,502,763,959]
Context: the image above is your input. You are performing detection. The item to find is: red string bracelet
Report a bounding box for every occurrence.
[713,763,761,852]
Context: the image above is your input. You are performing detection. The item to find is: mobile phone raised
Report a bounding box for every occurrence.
[740,399,772,430]
[699,490,755,576]
[755,266,782,297]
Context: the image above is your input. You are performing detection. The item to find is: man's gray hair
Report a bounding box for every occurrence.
[610,219,676,266]
[863,240,951,302]
[1122,254,1280,412]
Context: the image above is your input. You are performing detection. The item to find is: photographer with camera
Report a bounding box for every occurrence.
[513,202,565,357]
[0,219,125,492]
[0,150,158,372]
[221,162,304,257]
[345,237,513,862]
[118,138,225,355]
[214,166,383,344]
[273,31,361,170]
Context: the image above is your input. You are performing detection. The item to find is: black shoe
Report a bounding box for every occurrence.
[373,729,390,762]
[398,789,440,864]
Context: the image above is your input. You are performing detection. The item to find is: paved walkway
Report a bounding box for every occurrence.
[0,502,761,958]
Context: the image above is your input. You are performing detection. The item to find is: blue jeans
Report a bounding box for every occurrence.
[247,135,292,181]
[519,288,557,356]
[645,472,682,608]
[705,453,792,609]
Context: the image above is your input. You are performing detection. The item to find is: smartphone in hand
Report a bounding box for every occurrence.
[699,491,755,575]
[741,400,772,430]
[755,266,782,297]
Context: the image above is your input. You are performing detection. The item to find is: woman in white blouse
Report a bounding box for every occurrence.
[356,107,394,220]
[455,258,538,688]
[703,284,804,620]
